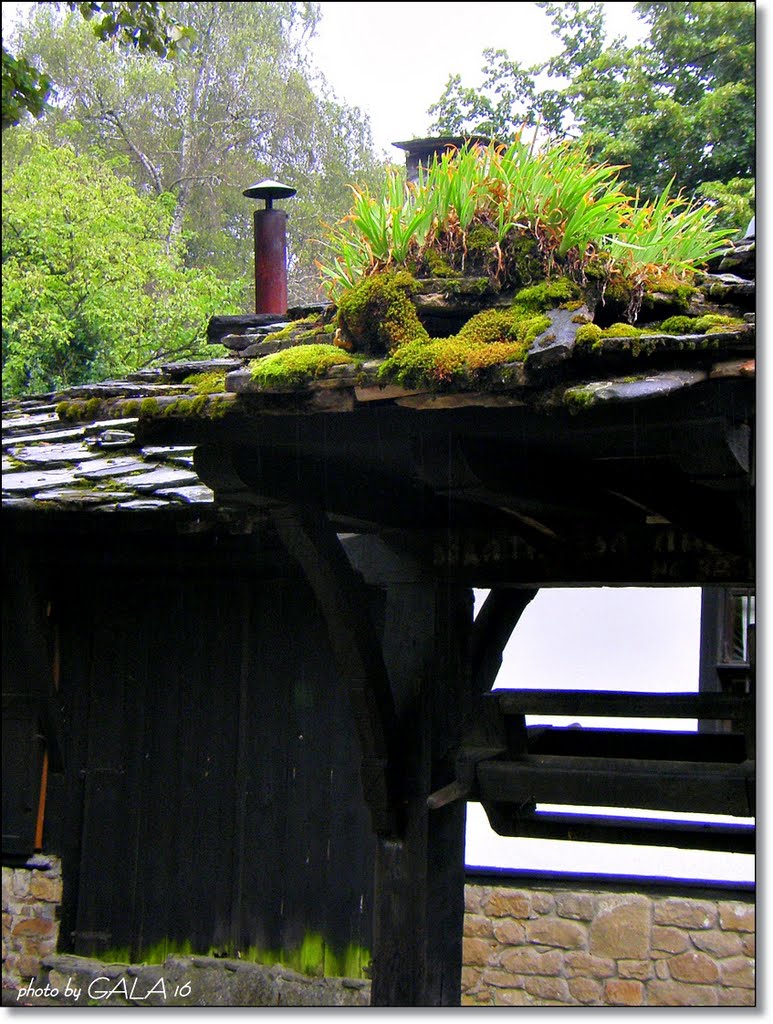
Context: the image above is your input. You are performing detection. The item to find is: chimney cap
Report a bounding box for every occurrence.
[243,178,297,203]
[391,135,494,154]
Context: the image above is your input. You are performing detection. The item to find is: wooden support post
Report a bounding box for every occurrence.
[368,582,474,1006]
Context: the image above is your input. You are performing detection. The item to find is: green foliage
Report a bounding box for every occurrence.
[248,344,354,388]
[2,3,190,131]
[427,2,754,200]
[2,49,52,131]
[317,142,731,306]
[696,178,755,235]
[67,2,193,57]
[9,2,385,304]
[2,134,240,397]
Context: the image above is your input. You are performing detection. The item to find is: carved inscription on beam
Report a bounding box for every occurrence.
[419,523,753,586]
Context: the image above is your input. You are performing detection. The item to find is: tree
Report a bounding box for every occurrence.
[2,133,239,397]
[2,2,191,130]
[10,2,385,303]
[428,2,754,219]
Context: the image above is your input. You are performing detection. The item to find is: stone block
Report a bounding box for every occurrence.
[718,902,755,933]
[563,952,616,979]
[499,948,563,977]
[690,929,743,959]
[492,919,526,945]
[12,919,55,939]
[741,934,755,957]
[555,892,596,921]
[618,959,653,981]
[717,986,756,1006]
[485,889,531,919]
[524,975,570,1002]
[605,979,644,1006]
[12,871,30,898]
[460,967,481,993]
[480,969,524,990]
[647,981,718,1006]
[653,898,716,930]
[17,955,41,979]
[568,977,602,1004]
[655,960,670,980]
[464,886,484,915]
[525,918,586,950]
[462,937,496,967]
[720,956,755,989]
[668,952,720,984]
[2,869,12,912]
[492,988,529,1005]
[531,892,555,915]
[29,876,63,903]
[589,896,650,959]
[651,926,690,954]
[464,914,494,939]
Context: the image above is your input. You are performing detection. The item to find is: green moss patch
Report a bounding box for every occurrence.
[513,277,582,312]
[660,313,746,334]
[182,370,228,395]
[337,270,428,355]
[378,303,550,389]
[249,344,355,388]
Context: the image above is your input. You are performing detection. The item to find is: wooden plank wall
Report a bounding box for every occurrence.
[42,543,375,970]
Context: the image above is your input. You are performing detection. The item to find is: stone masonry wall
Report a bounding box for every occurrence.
[462,883,755,1007]
[2,855,62,995]
[2,866,755,1007]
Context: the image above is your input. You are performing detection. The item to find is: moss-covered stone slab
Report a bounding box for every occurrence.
[525,305,592,374]
[562,369,708,412]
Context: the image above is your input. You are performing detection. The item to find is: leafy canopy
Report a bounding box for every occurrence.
[2,2,191,130]
[2,133,239,397]
[427,2,754,224]
[9,1,385,304]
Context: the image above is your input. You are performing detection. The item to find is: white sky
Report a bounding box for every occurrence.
[2,0,757,886]
[309,1,649,157]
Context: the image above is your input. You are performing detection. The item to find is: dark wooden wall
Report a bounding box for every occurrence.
[5,525,375,967]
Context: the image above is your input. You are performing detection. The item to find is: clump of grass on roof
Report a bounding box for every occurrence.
[315,136,732,320]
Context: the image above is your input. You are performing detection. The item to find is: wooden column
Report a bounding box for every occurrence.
[369,579,474,1006]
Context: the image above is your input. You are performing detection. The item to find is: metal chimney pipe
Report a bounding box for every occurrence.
[242,178,297,314]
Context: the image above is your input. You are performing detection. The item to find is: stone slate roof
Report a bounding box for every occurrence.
[2,239,755,518]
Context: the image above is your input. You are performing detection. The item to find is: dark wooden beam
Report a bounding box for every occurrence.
[493,689,753,724]
[370,583,474,1006]
[481,806,755,854]
[414,522,754,587]
[270,505,401,838]
[470,588,538,693]
[476,756,754,817]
